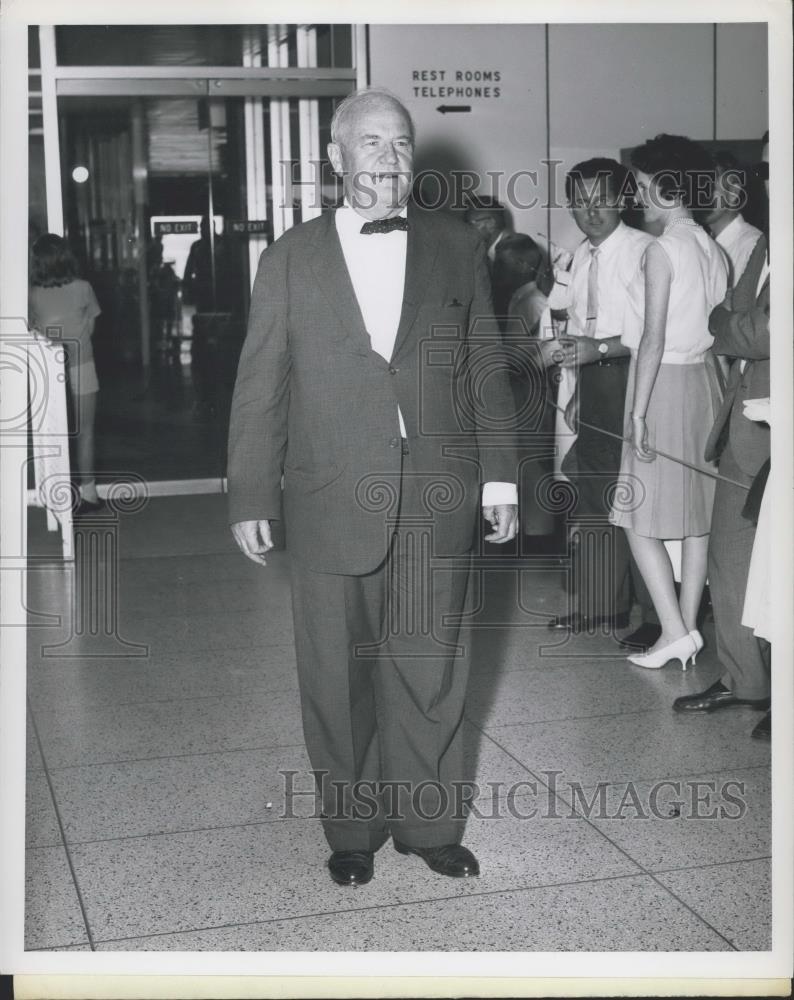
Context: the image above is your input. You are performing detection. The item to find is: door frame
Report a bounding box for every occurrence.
[39,24,366,498]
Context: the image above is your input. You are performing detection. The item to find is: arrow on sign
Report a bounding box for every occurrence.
[436,105,472,114]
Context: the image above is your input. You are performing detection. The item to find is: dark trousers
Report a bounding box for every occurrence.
[708,444,771,699]
[561,360,632,621]
[289,465,473,852]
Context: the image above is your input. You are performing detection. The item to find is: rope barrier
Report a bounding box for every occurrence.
[540,393,752,493]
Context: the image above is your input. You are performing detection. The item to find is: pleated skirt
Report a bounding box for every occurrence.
[609,355,722,539]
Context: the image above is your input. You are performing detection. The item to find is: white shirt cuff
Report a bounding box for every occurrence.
[482,482,518,506]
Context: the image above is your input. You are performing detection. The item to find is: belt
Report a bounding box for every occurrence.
[597,356,630,368]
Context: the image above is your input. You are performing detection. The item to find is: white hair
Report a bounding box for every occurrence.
[330,87,415,146]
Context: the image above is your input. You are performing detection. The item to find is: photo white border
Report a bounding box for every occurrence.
[2,0,792,994]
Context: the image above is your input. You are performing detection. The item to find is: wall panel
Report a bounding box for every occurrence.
[716,22,768,139]
[369,24,549,240]
[370,22,767,253]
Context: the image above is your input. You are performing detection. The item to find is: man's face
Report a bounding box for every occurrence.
[327,102,414,220]
[705,167,742,225]
[465,211,501,245]
[568,175,622,245]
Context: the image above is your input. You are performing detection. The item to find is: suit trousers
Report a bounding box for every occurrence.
[562,361,632,621]
[289,458,473,852]
[708,443,771,700]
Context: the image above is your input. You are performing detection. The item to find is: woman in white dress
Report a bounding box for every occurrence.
[610,134,728,669]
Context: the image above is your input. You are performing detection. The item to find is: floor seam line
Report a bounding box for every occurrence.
[652,855,771,875]
[85,871,654,946]
[40,743,308,772]
[469,706,684,729]
[48,816,322,848]
[27,688,300,711]
[467,720,747,951]
[26,699,97,952]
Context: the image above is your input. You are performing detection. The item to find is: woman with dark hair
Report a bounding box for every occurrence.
[610,134,728,669]
[29,234,103,513]
[497,233,547,336]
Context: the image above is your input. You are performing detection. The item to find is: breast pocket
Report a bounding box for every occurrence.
[415,301,469,339]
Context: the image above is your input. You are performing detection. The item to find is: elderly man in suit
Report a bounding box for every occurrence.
[673,137,770,738]
[228,88,518,887]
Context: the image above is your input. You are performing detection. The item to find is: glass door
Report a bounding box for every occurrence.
[57,89,341,485]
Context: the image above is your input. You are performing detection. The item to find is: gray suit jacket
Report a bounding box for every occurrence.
[705,234,770,479]
[227,205,518,574]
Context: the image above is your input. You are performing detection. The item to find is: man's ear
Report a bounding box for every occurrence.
[327,142,343,176]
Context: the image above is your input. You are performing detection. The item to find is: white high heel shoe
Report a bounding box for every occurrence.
[688,630,704,665]
[627,632,698,670]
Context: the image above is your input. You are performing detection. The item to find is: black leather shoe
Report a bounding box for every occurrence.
[393,841,480,878]
[74,498,106,518]
[617,622,663,650]
[751,710,771,741]
[673,680,771,714]
[547,612,630,633]
[328,849,374,887]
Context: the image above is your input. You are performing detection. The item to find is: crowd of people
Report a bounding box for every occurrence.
[28,86,771,887]
[226,90,772,886]
[464,132,771,744]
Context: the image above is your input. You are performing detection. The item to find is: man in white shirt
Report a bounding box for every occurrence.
[705,150,764,287]
[228,88,518,888]
[544,158,656,639]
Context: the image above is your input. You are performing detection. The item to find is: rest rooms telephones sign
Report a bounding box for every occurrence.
[412,68,502,106]
[370,25,547,232]
[371,25,544,127]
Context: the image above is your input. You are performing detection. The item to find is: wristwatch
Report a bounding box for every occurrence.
[597,341,609,360]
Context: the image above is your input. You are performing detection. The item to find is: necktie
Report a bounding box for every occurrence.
[360,217,410,235]
[564,246,600,434]
[585,246,600,338]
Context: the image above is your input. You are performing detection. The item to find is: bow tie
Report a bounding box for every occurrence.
[360,217,410,235]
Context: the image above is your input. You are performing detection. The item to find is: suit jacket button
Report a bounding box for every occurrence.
[389,437,400,448]
[389,366,398,375]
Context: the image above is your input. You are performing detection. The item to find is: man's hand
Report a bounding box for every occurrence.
[231,519,274,565]
[483,505,519,543]
[556,335,601,368]
[538,338,566,368]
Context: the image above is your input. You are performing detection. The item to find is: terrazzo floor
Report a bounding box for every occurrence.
[24,495,771,952]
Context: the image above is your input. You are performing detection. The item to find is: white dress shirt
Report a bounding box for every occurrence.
[567,221,652,341]
[756,256,770,297]
[335,204,515,507]
[487,229,507,263]
[552,222,652,475]
[335,203,408,373]
[715,214,764,288]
